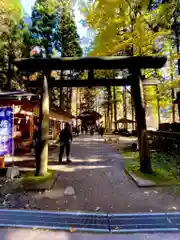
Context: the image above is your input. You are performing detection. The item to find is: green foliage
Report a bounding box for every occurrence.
[31,0,82,58]
[123,148,180,184]
[55,3,83,109]
[81,87,100,111]
[56,4,83,57]
[30,0,83,112]
[31,0,60,57]
[94,69,117,79]
[0,0,25,89]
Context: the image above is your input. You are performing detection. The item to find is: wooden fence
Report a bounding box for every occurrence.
[147,130,180,152]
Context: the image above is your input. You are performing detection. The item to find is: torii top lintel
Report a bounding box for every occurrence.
[14,56,167,71]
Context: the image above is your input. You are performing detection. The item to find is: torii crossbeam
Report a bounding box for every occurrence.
[14,56,167,176]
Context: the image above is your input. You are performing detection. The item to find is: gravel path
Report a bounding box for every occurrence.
[2,134,180,213]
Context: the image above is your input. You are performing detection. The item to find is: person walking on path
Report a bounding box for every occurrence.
[33,124,40,158]
[85,125,88,134]
[59,122,73,164]
[75,126,80,136]
[90,126,94,136]
[33,123,41,175]
[99,126,105,137]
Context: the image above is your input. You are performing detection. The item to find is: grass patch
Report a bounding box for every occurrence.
[128,136,137,139]
[22,169,56,185]
[21,169,57,190]
[121,148,180,185]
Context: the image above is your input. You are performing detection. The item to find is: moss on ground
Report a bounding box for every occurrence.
[22,169,56,185]
[122,149,180,185]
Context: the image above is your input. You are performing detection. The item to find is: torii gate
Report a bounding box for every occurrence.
[14,56,167,176]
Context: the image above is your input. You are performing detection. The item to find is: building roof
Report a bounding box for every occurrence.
[77,110,102,119]
[115,118,136,124]
[51,106,75,119]
[0,91,38,107]
[0,91,74,119]
[0,90,36,99]
[14,56,167,71]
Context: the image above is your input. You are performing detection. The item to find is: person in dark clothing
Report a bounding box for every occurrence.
[59,122,73,164]
[100,126,105,136]
[90,126,94,136]
[81,126,84,134]
[33,124,41,162]
[85,126,88,134]
[75,126,79,136]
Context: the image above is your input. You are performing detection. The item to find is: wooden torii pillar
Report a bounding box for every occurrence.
[37,73,49,176]
[130,70,151,173]
[14,56,167,176]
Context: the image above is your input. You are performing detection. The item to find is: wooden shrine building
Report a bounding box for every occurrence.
[77,110,102,127]
[0,90,74,155]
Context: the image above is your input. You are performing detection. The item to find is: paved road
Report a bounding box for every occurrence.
[2,134,180,213]
[0,228,179,240]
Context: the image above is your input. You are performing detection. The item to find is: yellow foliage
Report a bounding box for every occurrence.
[80,0,175,115]
[82,0,174,57]
[0,0,22,36]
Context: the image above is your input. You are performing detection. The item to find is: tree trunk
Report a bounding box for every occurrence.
[113,86,118,130]
[143,86,147,111]
[123,87,127,129]
[76,88,79,117]
[46,71,52,108]
[106,106,110,131]
[174,12,180,75]
[169,38,176,122]
[36,74,49,176]
[59,87,63,108]
[79,88,82,114]
[107,86,112,131]
[60,70,64,109]
[172,89,176,123]
[170,58,175,123]
[131,74,152,174]
[67,87,72,111]
[156,86,161,126]
[111,95,113,130]
[105,109,108,131]
[131,95,135,130]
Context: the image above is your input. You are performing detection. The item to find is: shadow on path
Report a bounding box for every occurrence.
[3,134,180,215]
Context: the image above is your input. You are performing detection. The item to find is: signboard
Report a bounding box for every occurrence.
[0,106,14,156]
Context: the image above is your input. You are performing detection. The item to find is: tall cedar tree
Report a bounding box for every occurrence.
[55,5,82,110]
[31,1,82,109]
[56,6,82,57]
[31,0,58,57]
